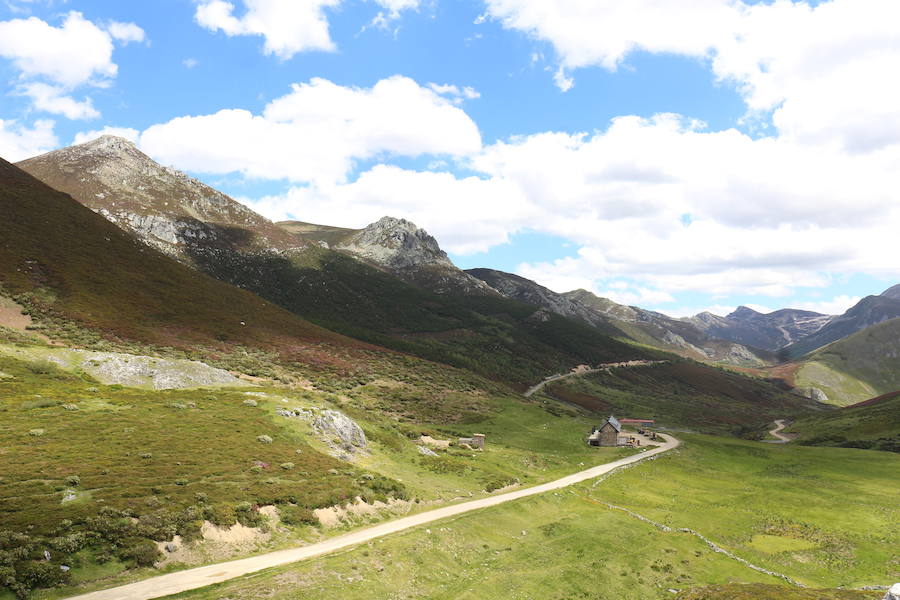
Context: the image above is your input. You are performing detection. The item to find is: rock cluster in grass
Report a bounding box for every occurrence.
[884,584,900,600]
[312,409,368,454]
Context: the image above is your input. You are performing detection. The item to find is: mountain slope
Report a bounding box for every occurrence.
[17,136,303,263]
[785,293,900,356]
[787,390,900,452]
[0,155,351,352]
[793,316,900,404]
[463,272,769,366]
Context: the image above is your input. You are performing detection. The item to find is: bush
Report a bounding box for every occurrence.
[119,539,161,567]
[234,502,263,528]
[65,475,80,487]
[279,505,318,527]
[205,505,236,528]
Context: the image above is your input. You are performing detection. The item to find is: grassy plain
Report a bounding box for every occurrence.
[157,435,897,600]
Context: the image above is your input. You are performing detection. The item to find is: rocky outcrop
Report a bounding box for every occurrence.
[883,584,900,600]
[313,409,367,451]
[792,386,829,404]
[335,217,497,295]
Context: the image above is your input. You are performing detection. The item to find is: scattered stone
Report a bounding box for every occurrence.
[417,445,438,457]
[61,491,77,503]
[280,462,295,470]
[257,435,273,444]
[28,428,45,437]
[61,403,78,411]
[242,399,258,407]
[884,583,900,600]
[312,410,367,453]
[164,542,178,553]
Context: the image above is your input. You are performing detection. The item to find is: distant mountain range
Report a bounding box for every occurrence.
[13,136,900,400]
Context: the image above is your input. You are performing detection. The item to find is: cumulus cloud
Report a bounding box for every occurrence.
[0,118,57,161]
[0,11,144,119]
[140,76,481,184]
[19,83,99,120]
[195,0,419,58]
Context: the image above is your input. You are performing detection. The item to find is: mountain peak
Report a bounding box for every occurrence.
[881,283,900,300]
[727,306,762,320]
[338,216,454,270]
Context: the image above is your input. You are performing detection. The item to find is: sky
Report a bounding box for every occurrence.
[1,0,899,318]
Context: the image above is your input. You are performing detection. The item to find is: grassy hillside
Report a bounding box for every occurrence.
[185,242,656,386]
[795,317,900,405]
[0,158,354,355]
[786,391,900,452]
[546,361,823,436]
[163,435,898,600]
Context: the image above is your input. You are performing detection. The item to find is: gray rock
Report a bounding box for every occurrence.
[883,583,900,600]
[417,445,439,457]
[312,409,367,453]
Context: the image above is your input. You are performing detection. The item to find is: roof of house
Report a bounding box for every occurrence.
[601,415,621,432]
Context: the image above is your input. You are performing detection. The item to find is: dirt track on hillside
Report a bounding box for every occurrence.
[66,435,680,600]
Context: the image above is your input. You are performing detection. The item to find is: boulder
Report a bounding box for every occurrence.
[312,410,367,452]
[884,583,900,600]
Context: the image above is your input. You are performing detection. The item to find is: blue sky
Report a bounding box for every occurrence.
[1,0,899,317]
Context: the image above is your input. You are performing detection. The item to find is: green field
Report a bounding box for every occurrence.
[152,435,897,600]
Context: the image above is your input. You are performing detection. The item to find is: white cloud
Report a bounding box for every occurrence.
[73,126,140,146]
[0,11,143,120]
[195,0,420,58]
[183,57,199,69]
[427,83,480,104]
[0,118,57,161]
[0,11,138,86]
[140,75,481,184]
[483,0,900,150]
[19,83,99,120]
[106,20,146,44]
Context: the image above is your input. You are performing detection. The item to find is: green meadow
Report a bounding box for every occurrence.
[161,435,898,600]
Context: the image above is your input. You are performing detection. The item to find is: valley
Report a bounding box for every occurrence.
[0,142,897,600]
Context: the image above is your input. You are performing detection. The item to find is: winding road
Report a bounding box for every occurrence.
[66,434,679,600]
[766,419,792,443]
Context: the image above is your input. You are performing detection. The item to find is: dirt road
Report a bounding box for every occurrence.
[524,360,666,397]
[766,419,792,443]
[66,435,679,600]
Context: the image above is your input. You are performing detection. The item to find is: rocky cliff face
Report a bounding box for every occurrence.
[786,294,900,356]
[17,136,302,262]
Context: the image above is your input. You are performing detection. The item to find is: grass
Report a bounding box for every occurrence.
[547,360,823,436]
[160,434,897,600]
[786,391,900,452]
[794,361,878,407]
[594,434,899,588]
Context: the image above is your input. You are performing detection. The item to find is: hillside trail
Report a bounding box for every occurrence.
[524,360,667,397]
[765,419,792,443]
[66,435,680,600]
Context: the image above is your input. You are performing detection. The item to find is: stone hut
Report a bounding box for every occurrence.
[587,416,621,447]
[458,433,485,449]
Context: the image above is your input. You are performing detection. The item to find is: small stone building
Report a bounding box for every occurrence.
[587,416,621,447]
[458,433,485,449]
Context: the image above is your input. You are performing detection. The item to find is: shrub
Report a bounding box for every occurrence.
[249,465,263,474]
[205,505,236,528]
[119,539,161,567]
[234,502,263,528]
[257,435,273,444]
[279,505,318,527]
[65,475,80,487]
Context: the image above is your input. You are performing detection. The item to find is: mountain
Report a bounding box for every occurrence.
[0,155,353,354]
[463,271,769,366]
[881,283,900,300]
[279,217,496,295]
[792,316,900,405]
[686,306,832,352]
[16,136,303,265]
[785,292,900,357]
[15,141,656,386]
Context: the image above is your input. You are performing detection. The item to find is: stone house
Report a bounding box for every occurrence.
[587,416,621,447]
